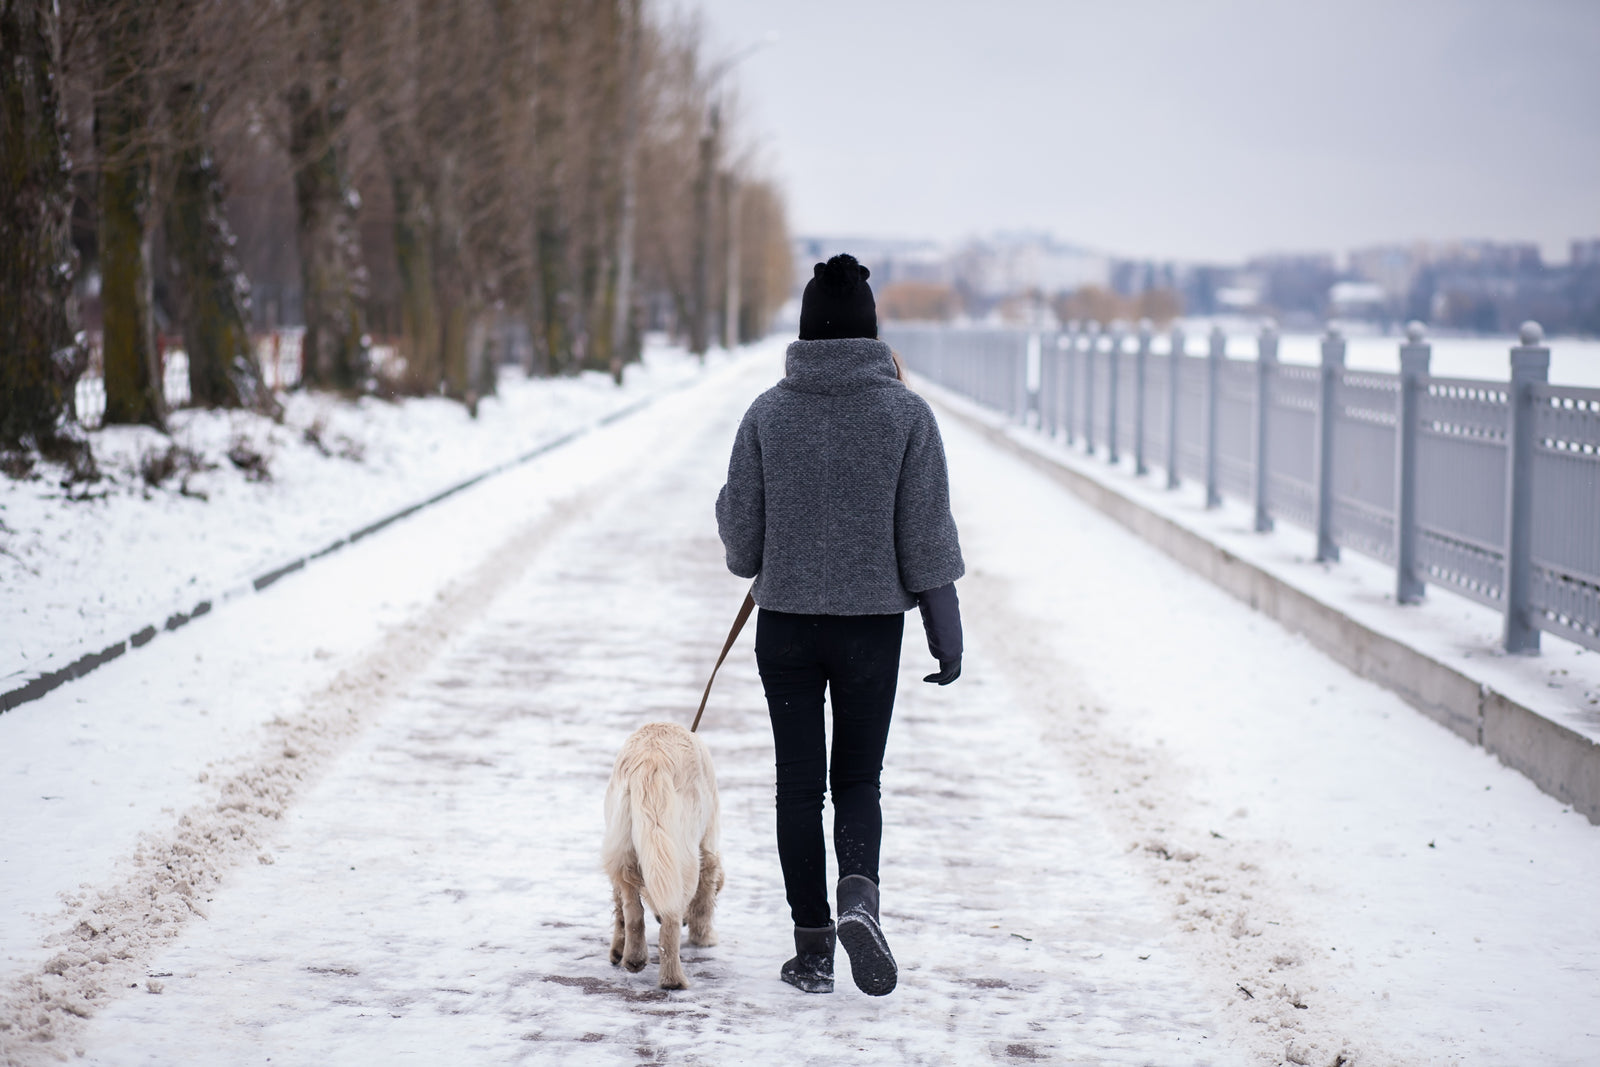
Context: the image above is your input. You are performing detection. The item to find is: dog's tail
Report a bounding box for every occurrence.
[628,758,701,919]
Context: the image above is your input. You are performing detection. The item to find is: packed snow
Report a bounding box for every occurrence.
[2,340,1598,1066]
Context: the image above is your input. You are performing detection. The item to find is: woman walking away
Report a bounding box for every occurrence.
[715,253,965,996]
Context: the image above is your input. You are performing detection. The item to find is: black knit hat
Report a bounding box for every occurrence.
[798,254,877,341]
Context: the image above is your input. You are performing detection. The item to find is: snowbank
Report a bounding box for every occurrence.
[0,343,710,693]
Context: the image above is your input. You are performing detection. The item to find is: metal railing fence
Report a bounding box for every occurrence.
[884,319,1600,655]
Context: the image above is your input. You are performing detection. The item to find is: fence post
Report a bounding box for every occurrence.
[1253,320,1278,532]
[1205,325,1224,508]
[1315,324,1345,562]
[1016,331,1029,423]
[1166,325,1183,489]
[1134,319,1152,476]
[1107,323,1123,465]
[985,331,993,408]
[985,329,998,412]
[1041,331,1055,438]
[1503,320,1549,654]
[1008,332,1020,421]
[1083,320,1099,455]
[1394,321,1430,603]
[1021,332,1037,425]
[1063,330,1074,441]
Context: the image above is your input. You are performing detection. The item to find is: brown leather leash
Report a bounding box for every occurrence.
[691,588,756,733]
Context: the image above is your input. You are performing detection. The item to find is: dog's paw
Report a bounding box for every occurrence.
[609,945,623,966]
[689,928,718,947]
[658,975,688,991]
[622,954,648,973]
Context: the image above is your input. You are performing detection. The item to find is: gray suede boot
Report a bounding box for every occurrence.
[780,923,835,993]
[836,875,897,996]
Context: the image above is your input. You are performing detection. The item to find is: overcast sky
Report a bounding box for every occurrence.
[687,0,1600,264]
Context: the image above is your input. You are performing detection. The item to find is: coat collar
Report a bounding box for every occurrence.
[781,338,899,397]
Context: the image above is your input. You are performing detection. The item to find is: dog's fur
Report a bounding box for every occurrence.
[602,721,724,989]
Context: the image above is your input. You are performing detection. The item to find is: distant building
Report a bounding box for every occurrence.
[1347,245,1426,303]
[1329,281,1387,320]
[1247,253,1338,321]
[790,236,952,296]
[957,232,1108,299]
[794,233,1599,337]
[1340,239,1600,334]
[791,232,1109,317]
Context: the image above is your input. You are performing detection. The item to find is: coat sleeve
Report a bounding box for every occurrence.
[916,582,963,663]
[895,400,965,594]
[715,407,765,579]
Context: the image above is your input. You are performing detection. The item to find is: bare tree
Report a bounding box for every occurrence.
[735,178,793,342]
[282,0,368,391]
[607,0,643,383]
[9,0,797,449]
[688,99,716,357]
[0,0,90,462]
[160,0,273,411]
[96,1,164,427]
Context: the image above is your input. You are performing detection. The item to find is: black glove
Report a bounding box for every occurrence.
[922,656,961,685]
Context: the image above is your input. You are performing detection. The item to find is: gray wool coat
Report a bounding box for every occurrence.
[715,337,965,615]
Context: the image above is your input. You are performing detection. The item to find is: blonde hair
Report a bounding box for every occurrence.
[889,348,908,384]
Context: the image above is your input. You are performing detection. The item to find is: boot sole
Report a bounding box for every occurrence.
[837,914,897,996]
[780,971,834,994]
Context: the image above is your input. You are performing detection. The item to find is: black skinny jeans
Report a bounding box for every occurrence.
[755,608,904,929]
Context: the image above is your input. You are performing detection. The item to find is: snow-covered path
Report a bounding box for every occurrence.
[4,344,1599,1066]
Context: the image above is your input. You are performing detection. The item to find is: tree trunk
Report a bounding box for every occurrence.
[97,4,163,428]
[606,0,641,385]
[688,104,717,358]
[440,291,471,399]
[165,81,271,412]
[367,0,442,396]
[286,2,367,392]
[0,0,87,455]
[577,237,609,373]
[721,171,739,349]
[529,0,572,375]
[393,171,442,394]
[535,210,572,373]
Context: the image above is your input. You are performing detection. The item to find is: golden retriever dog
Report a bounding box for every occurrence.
[603,721,724,989]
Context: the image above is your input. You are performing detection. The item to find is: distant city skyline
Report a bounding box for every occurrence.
[789,228,1596,270]
[787,230,1600,337]
[690,0,1600,265]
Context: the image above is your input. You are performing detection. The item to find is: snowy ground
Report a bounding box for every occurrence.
[3,340,1598,1065]
[1,341,707,691]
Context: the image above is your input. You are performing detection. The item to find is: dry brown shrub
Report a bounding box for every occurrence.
[879,282,961,323]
